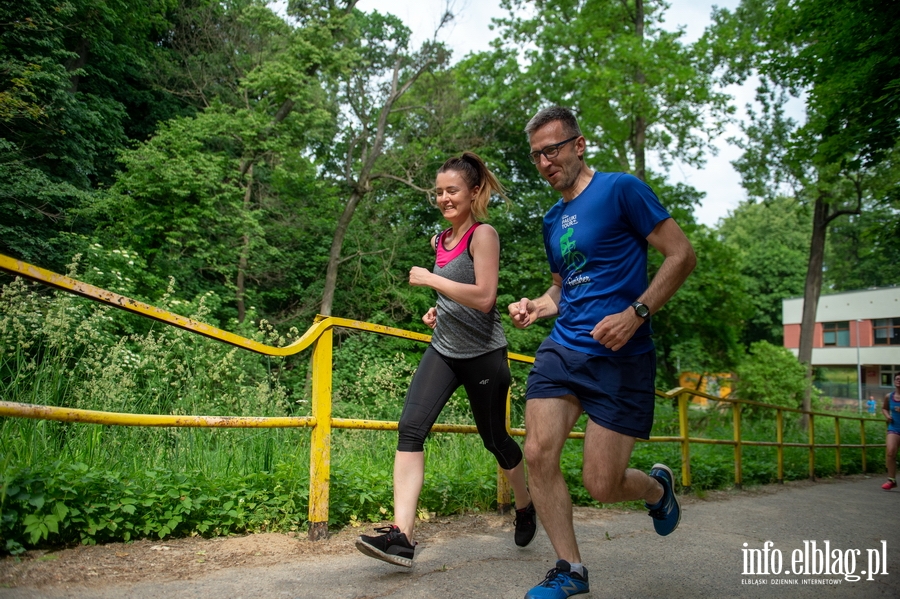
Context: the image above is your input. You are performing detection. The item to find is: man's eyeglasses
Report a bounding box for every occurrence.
[527,136,578,164]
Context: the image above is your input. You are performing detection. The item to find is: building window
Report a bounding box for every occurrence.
[822,321,850,347]
[881,365,900,387]
[873,318,900,345]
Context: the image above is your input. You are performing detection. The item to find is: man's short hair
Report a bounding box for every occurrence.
[525,106,583,140]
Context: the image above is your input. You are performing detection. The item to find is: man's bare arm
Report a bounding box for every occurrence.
[508,273,563,328]
[591,218,696,351]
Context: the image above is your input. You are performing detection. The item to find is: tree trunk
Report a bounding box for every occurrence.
[319,189,363,316]
[231,99,294,321]
[66,39,89,93]
[317,50,439,317]
[633,0,646,181]
[236,163,254,323]
[797,194,829,427]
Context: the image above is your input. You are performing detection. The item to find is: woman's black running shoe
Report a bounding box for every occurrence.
[514,502,538,547]
[355,525,417,567]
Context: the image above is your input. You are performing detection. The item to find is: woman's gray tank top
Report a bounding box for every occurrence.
[430,225,507,359]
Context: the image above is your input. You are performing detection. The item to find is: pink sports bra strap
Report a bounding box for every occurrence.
[435,223,481,268]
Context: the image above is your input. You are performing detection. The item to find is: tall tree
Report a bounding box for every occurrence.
[778,0,900,166]
[317,9,451,316]
[709,0,900,418]
[494,0,732,180]
[731,85,868,418]
[718,195,810,345]
[90,0,349,322]
[824,172,900,292]
[454,1,739,370]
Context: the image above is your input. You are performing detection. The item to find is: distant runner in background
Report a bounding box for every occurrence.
[881,374,900,490]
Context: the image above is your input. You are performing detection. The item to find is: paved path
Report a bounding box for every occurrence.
[3,476,898,599]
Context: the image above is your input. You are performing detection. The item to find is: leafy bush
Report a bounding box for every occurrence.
[734,340,821,416]
[0,462,310,549]
[332,333,420,421]
[0,270,293,418]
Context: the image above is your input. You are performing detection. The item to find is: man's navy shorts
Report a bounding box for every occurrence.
[525,338,657,439]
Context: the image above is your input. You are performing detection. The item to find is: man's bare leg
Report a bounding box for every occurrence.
[581,421,663,505]
[523,395,585,563]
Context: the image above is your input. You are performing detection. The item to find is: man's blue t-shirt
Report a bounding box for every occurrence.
[542,172,670,356]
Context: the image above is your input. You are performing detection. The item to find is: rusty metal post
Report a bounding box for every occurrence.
[678,391,692,492]
[497,468,512,514]
[776,409,784,484]
[834,417,842,476]
[808,414,816,481]
[308,326,333,540]
[732,402,742,490]
[860,419,867,473]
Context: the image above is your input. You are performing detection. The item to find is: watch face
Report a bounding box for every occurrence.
[634,302,649,318]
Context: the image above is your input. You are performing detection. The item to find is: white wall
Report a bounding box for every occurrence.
[783,287,900,325]
[787,346,900,366]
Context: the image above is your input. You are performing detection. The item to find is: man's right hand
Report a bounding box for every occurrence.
[508,298,538,328]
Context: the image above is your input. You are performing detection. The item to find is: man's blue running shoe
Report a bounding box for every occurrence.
[524,560,589,599]
[646,462,681,536]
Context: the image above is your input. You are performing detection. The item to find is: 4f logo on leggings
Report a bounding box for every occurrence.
[479,379,490,385]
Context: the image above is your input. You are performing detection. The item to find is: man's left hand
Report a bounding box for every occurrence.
[590,308,644,351]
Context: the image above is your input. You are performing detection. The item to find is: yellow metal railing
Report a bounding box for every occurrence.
[0,253,534,539]
[653,387,886,491]
[0,254,887,540]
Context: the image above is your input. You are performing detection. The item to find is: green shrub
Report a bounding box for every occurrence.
[0,461,310,547]
[734,341,821,416]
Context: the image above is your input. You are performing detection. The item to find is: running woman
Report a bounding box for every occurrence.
[882,373,900,490]
[355,152,535,567]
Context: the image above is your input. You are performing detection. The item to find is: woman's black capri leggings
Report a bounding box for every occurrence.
[397,345,522,470]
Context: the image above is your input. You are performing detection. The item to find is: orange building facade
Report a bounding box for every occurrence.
[782,286,900,402]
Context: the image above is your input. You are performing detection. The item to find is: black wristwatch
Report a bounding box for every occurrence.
[631,301,650,319]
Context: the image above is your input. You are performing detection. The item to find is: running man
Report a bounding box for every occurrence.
[509,106,696,599]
